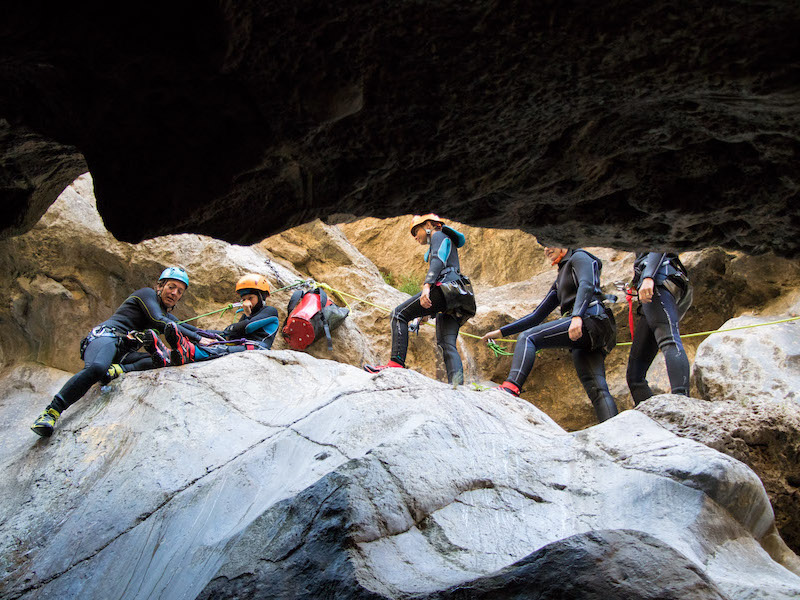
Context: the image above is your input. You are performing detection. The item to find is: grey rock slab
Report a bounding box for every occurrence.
[694,316,800,405]
[1,354,798,599]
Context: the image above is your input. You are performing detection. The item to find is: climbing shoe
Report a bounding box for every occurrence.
[363,360,404,374]
[165,322,195,366]
[31,408,60,437]
[497,381,520,397]
[142,329,171,367]
[101,363,124,384]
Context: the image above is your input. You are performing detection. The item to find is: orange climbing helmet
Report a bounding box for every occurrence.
[409,213,444,237]
[235,273,271,297]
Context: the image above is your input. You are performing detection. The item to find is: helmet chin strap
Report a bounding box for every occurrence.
[425,228,432,244]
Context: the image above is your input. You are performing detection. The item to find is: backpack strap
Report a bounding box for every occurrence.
[314,288,333,350]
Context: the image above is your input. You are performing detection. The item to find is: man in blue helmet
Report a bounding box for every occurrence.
[30,267,211,437]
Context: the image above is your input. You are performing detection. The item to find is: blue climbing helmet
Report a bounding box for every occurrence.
[158,266,189,288]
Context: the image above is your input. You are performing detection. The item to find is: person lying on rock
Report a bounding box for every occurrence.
[626,252,693,404]
[144,273,280,367]
[31,267,212,437]
[480,248,619,423]
[364,214,476,385]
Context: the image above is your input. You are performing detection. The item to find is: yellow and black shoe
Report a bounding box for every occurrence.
[31,408,60,437]
[101,363,124,384]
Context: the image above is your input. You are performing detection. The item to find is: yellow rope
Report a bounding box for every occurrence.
[615,315,800,347]
[230,278,800,356]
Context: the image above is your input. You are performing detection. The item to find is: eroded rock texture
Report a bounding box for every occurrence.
[2,357,799,600]
[2,2,799,254]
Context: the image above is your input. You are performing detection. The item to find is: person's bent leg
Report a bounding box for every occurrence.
[389,293,437,366]
[626,315,660,405]
[120,352,157,373]
[34,336,120,436]
[436,313,463,385]
[51,336,119,413]
[506,317,573,390]
[643,287,690,396]
[572,348,618,422]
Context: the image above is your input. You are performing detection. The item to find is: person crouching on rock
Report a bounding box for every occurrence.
[626,252,693,404]
[31,267,212,437]
[480,248,619,423]
[364,214,476,385]
[147,273,280,367]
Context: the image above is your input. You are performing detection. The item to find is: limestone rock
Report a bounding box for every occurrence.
[464,246,800,430]
[638,394,800,557]
[338,216,550,289]
[694,316,800,405]
[0,175,301,372]
[2,3,799,256]
[1,357,798,599]
[428,530,729,600]
[262,219,478,380]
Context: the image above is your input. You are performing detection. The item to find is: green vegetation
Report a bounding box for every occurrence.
[381,271,424,296]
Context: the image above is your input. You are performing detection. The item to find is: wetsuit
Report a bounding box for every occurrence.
[390,227,472,384]
[501,250,618,422]
[192,303,279,361]
[626,252,692,404]
[49,288,202,414]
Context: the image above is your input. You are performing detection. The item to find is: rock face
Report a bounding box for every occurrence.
[337,216,550,289]
[2,2,799,256]
[0,175,300,372]
[0,175,405,374]
[639,394,800,558]
[2,356,799,600]
[694,316,800,405]
[638,315,800,553]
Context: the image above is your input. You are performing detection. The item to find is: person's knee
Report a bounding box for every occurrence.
[626,362,644,387]
[85,362,109,381]
[519,331,538,352]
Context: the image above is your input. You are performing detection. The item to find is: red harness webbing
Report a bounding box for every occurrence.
[625,287,636,341]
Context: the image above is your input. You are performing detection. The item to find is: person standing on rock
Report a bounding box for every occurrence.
[364,214,476,385]
[146,273,280,367]
[626,252,693,404]
[30,267,212,437]
[480,248,619,422]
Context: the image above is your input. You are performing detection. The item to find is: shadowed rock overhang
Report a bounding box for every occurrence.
[1,1,798,254]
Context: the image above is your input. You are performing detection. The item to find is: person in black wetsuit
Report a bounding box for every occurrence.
[364,214,476,385]
[480,247,619,423]
[156,273,280,366]
[626,252,692,404]
[31,267,211,437]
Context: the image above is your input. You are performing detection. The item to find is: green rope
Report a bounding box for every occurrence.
[486,340,514,357]
[271,279,312,293]
[178,303,241,325]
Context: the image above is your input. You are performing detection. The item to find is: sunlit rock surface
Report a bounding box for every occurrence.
[1,355,799,599]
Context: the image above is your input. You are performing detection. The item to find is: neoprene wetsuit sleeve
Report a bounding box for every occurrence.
[639,252,668,283]
[225,305,279,340]
[569,252,600,319]
[424,230,449,285]
[131,289,202,342]
[500,286,559,337]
